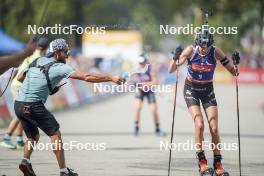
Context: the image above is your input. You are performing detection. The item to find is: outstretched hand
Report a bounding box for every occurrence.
[24,36,37,56]
[111,75,126,85]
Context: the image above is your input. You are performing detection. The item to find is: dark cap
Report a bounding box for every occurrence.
[37,37,49,49]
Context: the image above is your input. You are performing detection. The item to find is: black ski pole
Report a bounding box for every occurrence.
[168,46,183,176]
[232,51,242,176]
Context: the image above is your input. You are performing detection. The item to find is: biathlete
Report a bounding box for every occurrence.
[168,29,239,176]
[15,38,125,176]
[133,55,165,136]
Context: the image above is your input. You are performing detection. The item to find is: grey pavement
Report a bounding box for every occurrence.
[0,84,264,176]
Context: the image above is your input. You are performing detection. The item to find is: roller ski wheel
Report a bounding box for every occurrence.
[214,172,229,176]
[199,167,214,176]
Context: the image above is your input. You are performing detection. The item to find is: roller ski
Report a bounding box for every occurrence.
[134,126,139,136]
[197,151,214,176]
[155,128,166,137]
[213,155,229,176]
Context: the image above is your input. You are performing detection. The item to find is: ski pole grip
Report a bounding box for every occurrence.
[232,51,240,66]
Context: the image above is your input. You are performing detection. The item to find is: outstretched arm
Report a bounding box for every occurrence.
[215,48,238,76]
[0,38,36,75]
[168,45,193,73]
[69,71,125,84]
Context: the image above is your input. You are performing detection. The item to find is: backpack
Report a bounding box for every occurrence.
[26,57,63,95]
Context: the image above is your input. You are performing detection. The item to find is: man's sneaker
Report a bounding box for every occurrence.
[155,128,166,137]
[19,159,36,176]
[134,126,139,136]
[0,138,16,149]
[60,168,78,176]
[16,140,25,150]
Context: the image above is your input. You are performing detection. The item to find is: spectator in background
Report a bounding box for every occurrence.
[245,53,262,68]
[90,57,103,73]
[0,38,49,149]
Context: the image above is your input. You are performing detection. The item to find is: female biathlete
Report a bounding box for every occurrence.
[168,28,239,176]
[133,55,165,136]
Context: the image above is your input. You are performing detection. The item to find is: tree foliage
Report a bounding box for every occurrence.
[0,0,262,53]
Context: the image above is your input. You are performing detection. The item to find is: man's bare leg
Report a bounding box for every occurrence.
[50,130,66,169]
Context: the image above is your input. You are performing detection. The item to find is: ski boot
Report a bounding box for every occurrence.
[134,121,140,136]
[197,151,214,176]
[213,155,229,176]
[134,126,139,136]
[155,128,166,137]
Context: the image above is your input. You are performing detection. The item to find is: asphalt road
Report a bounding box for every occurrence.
[0,84,264,176]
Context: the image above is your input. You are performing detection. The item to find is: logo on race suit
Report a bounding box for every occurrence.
[137,74,151,82]
[199,74,202,79]
[186,90,192,95]
[192,63,213,72]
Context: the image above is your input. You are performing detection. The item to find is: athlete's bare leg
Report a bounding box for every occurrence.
[150,102,159,125]
[205,106,221,155]
[134,98,143,125]
[188,105,204,151]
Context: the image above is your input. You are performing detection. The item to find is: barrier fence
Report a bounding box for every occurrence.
[1,66,263,120]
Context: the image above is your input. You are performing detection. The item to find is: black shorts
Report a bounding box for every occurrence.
[14,101,60,139]
[135,90,156,104]
[183,79,217,109]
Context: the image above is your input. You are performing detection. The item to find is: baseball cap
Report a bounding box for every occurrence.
[137,54,148,64]
[37,37,49,49]
[46,38,69,57]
